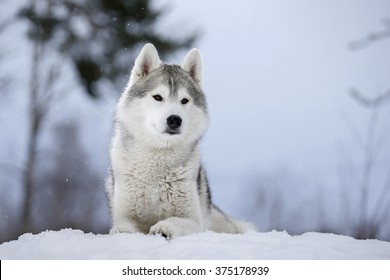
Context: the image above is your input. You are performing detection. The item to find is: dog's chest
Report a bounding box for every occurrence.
[126,157,193,222]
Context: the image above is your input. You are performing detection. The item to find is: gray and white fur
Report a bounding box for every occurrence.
[106,43,254,239]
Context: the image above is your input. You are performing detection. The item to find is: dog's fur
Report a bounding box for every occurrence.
[106,43,254,238]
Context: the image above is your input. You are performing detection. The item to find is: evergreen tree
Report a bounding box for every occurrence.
[19,0,197,97]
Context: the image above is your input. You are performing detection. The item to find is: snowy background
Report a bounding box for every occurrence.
[1,0,390,247]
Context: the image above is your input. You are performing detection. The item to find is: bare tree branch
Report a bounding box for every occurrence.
[350,88,390,108]
[373,122,390,160]
[341,86,390,239]
[340,110,365,150]
[336,143,354,227]
[373,169,390,226]
[356,109,379,235]
[348,19,390,51]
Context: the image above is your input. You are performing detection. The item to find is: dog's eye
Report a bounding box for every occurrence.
[153,95,163,102]
[181,98,189,105]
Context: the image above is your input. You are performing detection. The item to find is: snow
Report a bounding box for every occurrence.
[0,229,389,259]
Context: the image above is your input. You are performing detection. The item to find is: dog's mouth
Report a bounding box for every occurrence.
[164,129,180,135]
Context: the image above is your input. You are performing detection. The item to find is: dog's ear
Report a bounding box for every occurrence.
[181,49,202,87]
[129,43,160,85]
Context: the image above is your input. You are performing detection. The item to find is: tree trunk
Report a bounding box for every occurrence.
[21,41,43,233]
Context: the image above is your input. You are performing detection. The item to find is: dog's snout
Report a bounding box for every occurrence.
[167,115,182,129]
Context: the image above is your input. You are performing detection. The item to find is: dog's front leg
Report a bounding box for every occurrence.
[110,212,138,234]
[110,207,139,234]
[109,182,140,234]
[150,183,203,239]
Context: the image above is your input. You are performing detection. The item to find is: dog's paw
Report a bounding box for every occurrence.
[109,224,137,234]
[149,221,175,239]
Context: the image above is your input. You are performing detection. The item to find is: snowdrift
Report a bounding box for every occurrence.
[0,229,389,259]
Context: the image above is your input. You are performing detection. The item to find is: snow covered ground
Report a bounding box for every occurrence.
[0,229,389,259]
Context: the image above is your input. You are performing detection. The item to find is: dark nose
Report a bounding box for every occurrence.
[167,115,182,129]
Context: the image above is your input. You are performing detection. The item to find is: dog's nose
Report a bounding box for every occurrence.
[167,115,182,129]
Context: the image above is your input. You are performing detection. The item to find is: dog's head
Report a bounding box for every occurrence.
[118,43,209,148]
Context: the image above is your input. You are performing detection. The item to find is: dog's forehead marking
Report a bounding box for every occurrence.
[127,64,207,111]
[169,76,175,96]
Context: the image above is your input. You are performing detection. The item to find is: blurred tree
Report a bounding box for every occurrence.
[19,0,197,97]
[340,88,390,240]
[0,17,18,243]
[15,0,198,234]
[32,121,109,234]
[0,16,13,95]
[340,20,390,240]
[247,169,324,235]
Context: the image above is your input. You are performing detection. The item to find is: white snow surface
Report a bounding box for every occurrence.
[0,229,389,259]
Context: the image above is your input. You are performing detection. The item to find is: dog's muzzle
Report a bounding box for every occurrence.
[166,115,182,135]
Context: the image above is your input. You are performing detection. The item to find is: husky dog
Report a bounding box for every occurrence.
[106,43,254,238]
